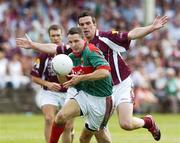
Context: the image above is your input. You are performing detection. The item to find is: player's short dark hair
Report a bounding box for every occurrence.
[67,27,84,38]
[48,24,62,35]
[78,10,96,24]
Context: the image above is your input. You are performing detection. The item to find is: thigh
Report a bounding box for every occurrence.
[80,127,94,143]
[117,102,133,122]
[112,77,134,108]
[95,127,112,143]
[57,99,81,121]
[65,87,78,104]
[87,95,112,131]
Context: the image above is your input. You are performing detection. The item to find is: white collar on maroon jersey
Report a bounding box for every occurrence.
[96,29,99,36]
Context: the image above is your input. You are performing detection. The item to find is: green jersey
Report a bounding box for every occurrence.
[69,43,112,97]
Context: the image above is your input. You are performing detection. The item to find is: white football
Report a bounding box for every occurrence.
[52,54,73,75]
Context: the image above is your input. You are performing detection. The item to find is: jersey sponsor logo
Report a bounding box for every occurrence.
[112,31,119,34]
[72,66,94,75]
[33,58,40,69]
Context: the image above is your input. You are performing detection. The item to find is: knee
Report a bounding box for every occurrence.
[119,120,133,130]
[44,114,54,126]
[55,111,67,123]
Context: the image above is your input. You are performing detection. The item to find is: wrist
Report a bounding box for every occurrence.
[31,42,37,50]
[44,81,50,88]
[80,74,87,81]
[150,24,156,32]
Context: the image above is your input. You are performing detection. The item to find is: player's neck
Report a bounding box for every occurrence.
[86,36,93,42]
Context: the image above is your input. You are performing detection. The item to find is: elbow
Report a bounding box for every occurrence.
[128,32,133,40]
[128,32,136,40]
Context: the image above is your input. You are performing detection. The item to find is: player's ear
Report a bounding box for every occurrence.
[77,24,80,27]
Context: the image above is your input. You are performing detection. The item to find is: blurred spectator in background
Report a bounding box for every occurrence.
[6,48,30,89]
[0,46,8,90]
[164,68,180,113]
[134,82,159,114]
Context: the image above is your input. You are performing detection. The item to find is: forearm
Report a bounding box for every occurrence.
[30,42,57,54]
[57,75,67,84]
[32,76,49,87]
[128,25,155,40]
[80,69,110,81]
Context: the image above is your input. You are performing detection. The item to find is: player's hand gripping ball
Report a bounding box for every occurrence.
[52,54,73,75]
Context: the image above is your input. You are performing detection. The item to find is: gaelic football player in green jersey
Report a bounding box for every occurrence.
[47,27,113,143]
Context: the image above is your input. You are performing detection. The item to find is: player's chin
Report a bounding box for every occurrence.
[84,33,91,38]
[54,42,60,45]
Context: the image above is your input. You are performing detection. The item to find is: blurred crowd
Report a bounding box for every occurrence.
[0,0,180,113]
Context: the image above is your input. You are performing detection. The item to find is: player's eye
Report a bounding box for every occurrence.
[74,40,79,43]
[51,34,61,37]
[86,22,91,25]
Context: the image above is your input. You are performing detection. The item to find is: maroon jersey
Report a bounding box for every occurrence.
[89,30,131,85]
[31,45,71,92]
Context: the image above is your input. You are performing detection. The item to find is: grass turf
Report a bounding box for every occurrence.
[0,113,179,143]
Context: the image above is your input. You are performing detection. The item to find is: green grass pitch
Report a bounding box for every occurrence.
[0,113,179,143]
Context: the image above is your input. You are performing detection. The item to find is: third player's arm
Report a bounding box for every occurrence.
[32,76,61,92]
[30,42,57,54]
[128,25,155,40]
[128,16,168,40]
[16,38,57,54]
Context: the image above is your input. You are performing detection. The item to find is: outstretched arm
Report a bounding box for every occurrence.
[16,37,57,54]
[128,16,168,40]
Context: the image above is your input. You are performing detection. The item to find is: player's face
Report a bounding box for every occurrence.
[49,29,62,45]
[78,16,96,41]
[68,34,84,53]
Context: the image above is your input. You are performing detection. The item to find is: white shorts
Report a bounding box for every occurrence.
[65,87,78,104]
[38,89,68,108]
[112,76,134,108]
[73,91,112,131]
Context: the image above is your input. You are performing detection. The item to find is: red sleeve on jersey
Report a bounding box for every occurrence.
[72,66,94,75]
[88,43,102,56]
[88,43,100,52]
